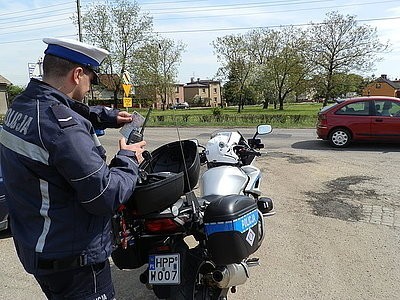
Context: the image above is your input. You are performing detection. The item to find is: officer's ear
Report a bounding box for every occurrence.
[71,67,85,85]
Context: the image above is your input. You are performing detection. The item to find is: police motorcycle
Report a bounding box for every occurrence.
[111,122,274,300]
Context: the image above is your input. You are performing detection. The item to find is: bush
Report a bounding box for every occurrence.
[212,107,222,116]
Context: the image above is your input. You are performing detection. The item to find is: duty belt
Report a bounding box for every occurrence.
[37,255,88,270]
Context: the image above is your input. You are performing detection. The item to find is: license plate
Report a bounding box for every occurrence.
[148,253,180,285]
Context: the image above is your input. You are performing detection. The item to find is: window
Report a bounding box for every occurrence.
[202,88,206,93]
[175,86,179,93]
[374,100,400,117]
[336,101,370,116]
[214,88,217,93]
[375,83,382,89]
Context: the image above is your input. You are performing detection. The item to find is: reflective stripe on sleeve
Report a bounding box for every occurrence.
[80,176,111,204]
[70,161,105,182]
[0,129,49,165]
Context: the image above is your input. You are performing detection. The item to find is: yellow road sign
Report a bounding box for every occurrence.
[123,97,132,108]
[122,84,132,97]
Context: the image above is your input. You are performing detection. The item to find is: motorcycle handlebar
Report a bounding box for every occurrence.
[236,146,261,157]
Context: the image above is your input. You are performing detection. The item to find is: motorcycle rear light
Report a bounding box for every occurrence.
[155,245,171,252]
[144,218,180,233]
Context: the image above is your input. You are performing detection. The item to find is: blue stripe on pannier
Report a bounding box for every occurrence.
[205,209,259,236]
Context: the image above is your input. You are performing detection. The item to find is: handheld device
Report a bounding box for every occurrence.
[127,107,152,145]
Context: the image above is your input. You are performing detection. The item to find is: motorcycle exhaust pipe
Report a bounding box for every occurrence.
[212,262,249,288]
[139,271,148,284]
[139,270,153,290]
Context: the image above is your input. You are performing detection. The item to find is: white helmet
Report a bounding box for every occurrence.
[205,131,242,165]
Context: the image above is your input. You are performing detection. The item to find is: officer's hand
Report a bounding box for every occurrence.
[119,138,146,164]
[116,111,133,125]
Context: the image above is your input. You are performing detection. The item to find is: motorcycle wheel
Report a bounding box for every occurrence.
[168,248,225,300]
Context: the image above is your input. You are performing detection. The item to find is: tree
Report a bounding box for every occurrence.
[222,73,241,106]
[246,29,278,109]
[6,85,24,104]
[308,11,389,106]
[217,28,313,111]
[132,36,186,110]
[260,27,314,110]
[213,34,254,112]
[80,0,153,107]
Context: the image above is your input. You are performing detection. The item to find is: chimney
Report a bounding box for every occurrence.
[381,74,387,79]
[197,78,200,82]
[190,77,194,83]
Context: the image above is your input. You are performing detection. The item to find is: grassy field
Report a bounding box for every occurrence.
[0,102,323,128]
[127,102,323,128]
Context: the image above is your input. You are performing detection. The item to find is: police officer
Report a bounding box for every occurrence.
[0,38,146,299]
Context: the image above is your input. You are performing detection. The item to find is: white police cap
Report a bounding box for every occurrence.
[43,38,109,68]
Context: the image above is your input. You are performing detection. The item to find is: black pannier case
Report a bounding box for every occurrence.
[203,195,262,265]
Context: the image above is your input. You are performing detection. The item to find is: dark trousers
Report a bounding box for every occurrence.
[34,260,115,300]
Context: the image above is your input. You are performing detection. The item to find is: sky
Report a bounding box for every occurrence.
[1,0,400,87]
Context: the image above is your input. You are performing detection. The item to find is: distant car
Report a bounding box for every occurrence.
[316,96,400,147]
[171,102,189,109]
[0,125,8,232]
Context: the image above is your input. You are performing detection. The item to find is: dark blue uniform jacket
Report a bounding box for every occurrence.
[0,79,139,275]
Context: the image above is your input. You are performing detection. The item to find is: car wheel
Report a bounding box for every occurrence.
[329,128,351,148]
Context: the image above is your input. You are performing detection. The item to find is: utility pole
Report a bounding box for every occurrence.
[77,0,82,42]
[77,0,88,103]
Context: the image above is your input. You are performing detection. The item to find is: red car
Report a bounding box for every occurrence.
[316,96,400,147]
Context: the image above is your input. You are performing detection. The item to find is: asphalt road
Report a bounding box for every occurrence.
[1,127,399,300]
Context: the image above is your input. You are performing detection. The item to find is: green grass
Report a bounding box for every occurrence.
[0,103,322,128]
[126,103,323,128]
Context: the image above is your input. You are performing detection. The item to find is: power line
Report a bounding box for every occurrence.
[149,0,327,10]
[0,34,77,45]
[2,14,398,43]
[1,1,398,43]
[0,15,75,31]
[155,16,400,34]
[0,7,74,23]
[0,11,74,29]
[137,0,210,5]
[145,0,335,14]
[0,1,73,17]
[0,23,73,36]
[154,0,399,21]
